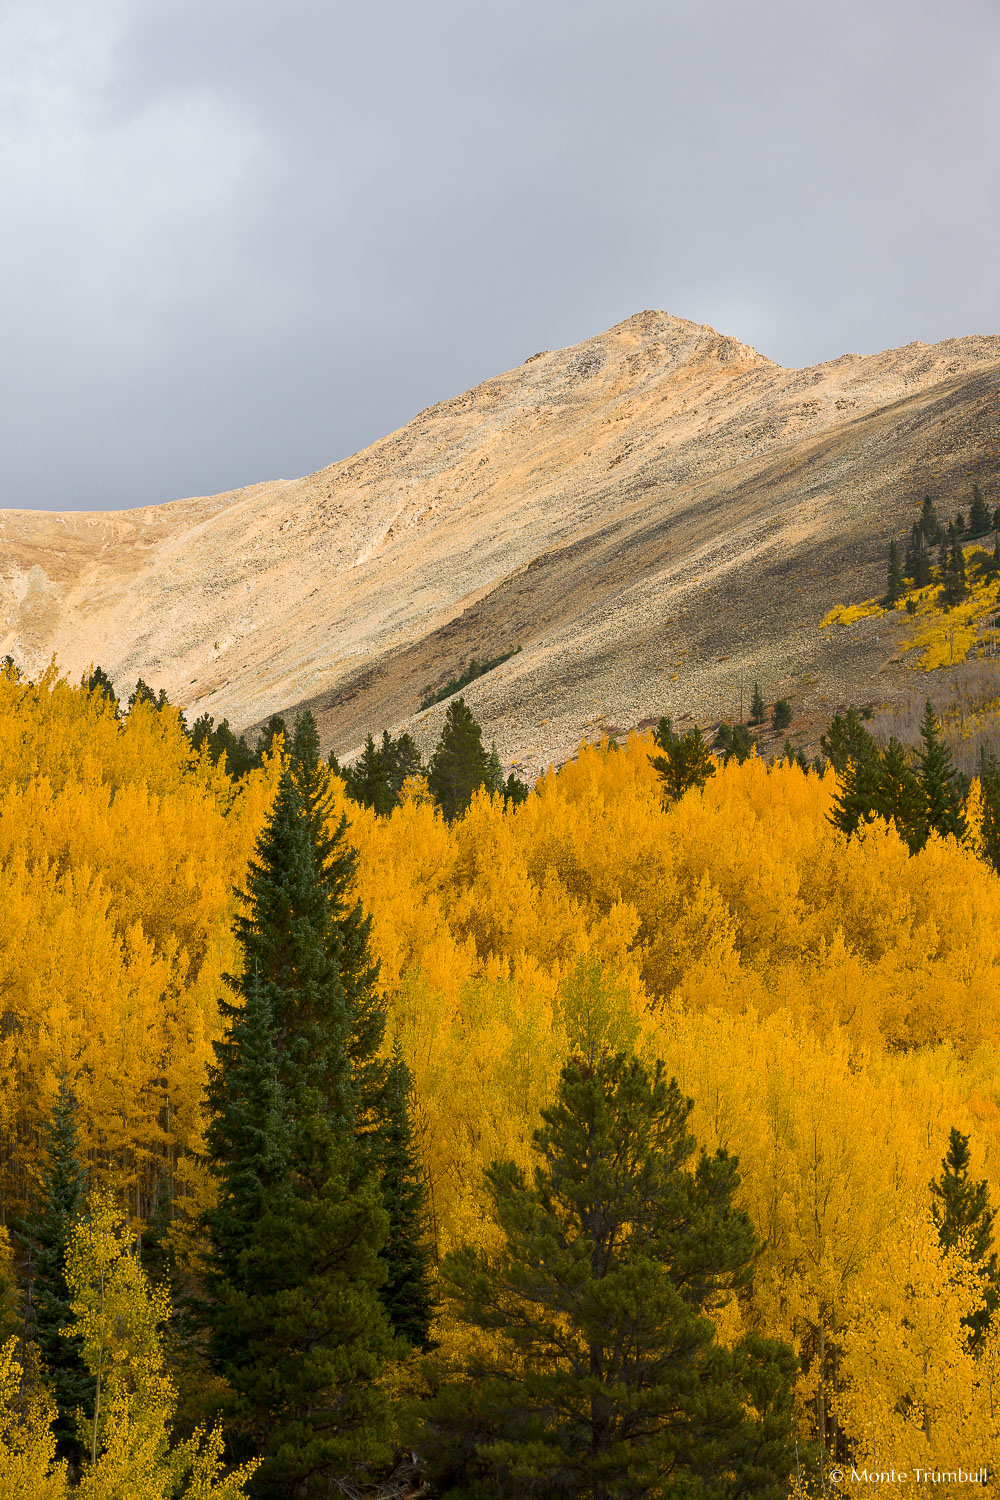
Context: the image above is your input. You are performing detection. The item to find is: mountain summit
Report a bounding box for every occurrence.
[2,311,998,770]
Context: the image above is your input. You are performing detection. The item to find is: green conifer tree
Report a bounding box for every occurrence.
[873,737,925,853]
[203,770,398,1493]
[385,731,424,798]
[919,495,942,546]
[820,708,879,774]
[420,1051,798,1498]
[128,677,158,711]
[427,697,492,820]
[771,699,793,732]
[379,1043,435,1351]
[917,700,967,845]
[977,745,1000,876]
[883,540,904,605]
[256,713,288,761]
[82,665,120,717]
[17,1072,90,1459]
[829,752,882,840]
[347,734,394,815]
[969,484,991,538]
[930,1128,1000,1347]
[290,713,388,1152]
[940,537,970,608]
[749,682,766,725]
[650,717,717,802]
[486,742,505,796]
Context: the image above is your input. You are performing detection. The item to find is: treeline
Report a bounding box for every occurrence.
[337,700,529,820]
[884,485,997,609]
[77,663,531,823]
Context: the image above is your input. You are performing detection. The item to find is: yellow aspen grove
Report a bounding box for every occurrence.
[7,666,1000,1467]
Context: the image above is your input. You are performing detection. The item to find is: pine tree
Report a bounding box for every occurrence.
[82,666,119,716]
[956,510,967,538]
[502,772,530,808]
[969,484,991,537]
[771,698,793,732]
[829,751,882,840]
[379,1043,435,1351]
[256,713,288,761]
[427,697,492,820]
[290,712,388,1150]
[918,495,942,546]
[820,709,879,774]
[486,742,505,796]
[204,967,288,1338]
[203,765,398,1492]
[883,539,904,605]
[420,1051,799,1498]
[378,730,423,801]
[917,699,967,845]
[904,523,932,588]
[930,1128,1000,1346]
[650,717,717,802]
[940,536,969,607]
[977,744,1000,876]
[17,1073,90,1460]
[873,737,926,854]
[749,681,766,725]
[348,734,394,815]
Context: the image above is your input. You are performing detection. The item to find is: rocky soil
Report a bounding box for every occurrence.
[1,311,998,774]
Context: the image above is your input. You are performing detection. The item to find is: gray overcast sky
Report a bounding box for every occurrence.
[2,0,999,511]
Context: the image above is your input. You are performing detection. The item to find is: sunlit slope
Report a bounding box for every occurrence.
[1,311,998,771]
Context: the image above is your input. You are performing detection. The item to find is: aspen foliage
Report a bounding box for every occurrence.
[7,668,1000,1470]
[65,1189,257,1499]
[0,1338,68,1499]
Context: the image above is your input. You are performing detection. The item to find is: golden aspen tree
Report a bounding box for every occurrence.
[0,1338,68,1499]
[66,1189,258,1500]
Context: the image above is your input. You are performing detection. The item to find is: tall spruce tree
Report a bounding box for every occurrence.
[420,1051,799,1498]
[820,708,878,774]
[380,729,424,801]
[18,1072,90,1460]
[290,709,388,1150]
[873,737,926,854]
[904,523,932,588]
[379,1042,435,1351]
[348,734,395,815]
[749,682,766,725]
[970,484,991,538]
[918,495,942,547]
[427,697,492,820]
[930,1128,1000,1346]
[883,540,904,605]
[203,763,399,1494]
[917,700,967,845]
[940,536,969,607]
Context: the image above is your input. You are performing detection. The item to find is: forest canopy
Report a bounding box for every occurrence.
[3,662,1000,1489]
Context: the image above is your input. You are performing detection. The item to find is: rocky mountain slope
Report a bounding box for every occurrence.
[2,311,999,774]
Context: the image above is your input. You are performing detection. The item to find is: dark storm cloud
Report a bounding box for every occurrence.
[2,0,999,511]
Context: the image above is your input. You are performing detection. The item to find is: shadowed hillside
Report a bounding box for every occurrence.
[1,310,998,773]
